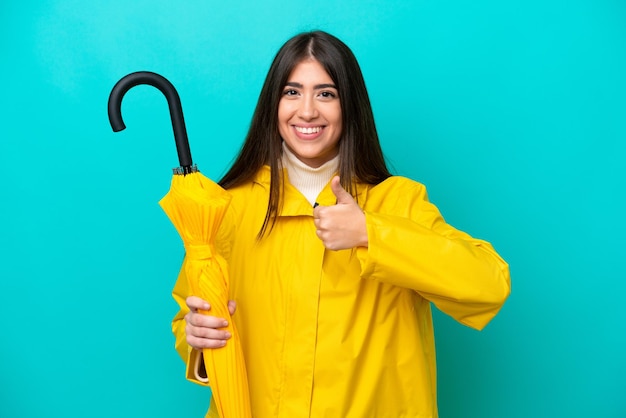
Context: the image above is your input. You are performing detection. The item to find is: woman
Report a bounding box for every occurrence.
[172,30,510,417]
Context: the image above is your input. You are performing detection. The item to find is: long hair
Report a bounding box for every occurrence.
[219,30,391,238]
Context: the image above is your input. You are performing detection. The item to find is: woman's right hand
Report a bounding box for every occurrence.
[184,296,237,349]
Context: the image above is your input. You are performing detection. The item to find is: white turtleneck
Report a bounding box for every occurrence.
[281,142,339,206]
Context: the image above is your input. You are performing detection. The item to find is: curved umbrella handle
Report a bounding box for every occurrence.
[107,71,193,169]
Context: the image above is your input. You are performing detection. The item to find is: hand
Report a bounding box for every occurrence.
[184,296,237,349]
[313,176,368,251]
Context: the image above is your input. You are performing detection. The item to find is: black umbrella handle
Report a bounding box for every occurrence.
[107,71,193,169]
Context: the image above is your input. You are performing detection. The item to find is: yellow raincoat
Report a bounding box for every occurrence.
[172,166,510,418]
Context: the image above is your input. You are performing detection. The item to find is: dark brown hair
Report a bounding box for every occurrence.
[219,30,391,237]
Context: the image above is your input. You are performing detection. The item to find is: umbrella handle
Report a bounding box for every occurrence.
[107,71,193,169]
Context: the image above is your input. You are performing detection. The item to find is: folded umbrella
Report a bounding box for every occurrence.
[108,71,252,418]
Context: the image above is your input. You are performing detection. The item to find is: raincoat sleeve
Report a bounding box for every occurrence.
[171,200,238,386]
[357,177,510,330]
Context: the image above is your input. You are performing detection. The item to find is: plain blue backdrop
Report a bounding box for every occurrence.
[1,1,625,417]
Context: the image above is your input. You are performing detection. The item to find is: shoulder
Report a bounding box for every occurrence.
[216,167,270,246]
[369,175,427,198]
[222,166,271,222]
[226,166,271,198]
[361,176,431,214]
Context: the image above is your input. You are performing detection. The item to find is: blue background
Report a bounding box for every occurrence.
[1,1,625,417]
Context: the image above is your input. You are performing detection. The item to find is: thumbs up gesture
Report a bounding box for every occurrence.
[313,176,368,251]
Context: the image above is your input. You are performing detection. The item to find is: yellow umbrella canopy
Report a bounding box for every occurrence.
[159,169,252,418]
[108,72,252,418]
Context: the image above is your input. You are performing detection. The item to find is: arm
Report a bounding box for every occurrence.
[357,178,510,330]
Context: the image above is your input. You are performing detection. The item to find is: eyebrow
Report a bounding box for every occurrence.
[285,82,338,90]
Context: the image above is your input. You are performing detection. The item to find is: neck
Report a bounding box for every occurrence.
[281,143,339,205]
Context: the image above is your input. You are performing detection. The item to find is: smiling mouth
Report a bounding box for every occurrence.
[294,126,323,134]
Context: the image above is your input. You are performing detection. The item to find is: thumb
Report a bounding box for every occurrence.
[330,176,353,204]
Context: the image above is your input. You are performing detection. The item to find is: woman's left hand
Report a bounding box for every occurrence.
[313,176,368,251]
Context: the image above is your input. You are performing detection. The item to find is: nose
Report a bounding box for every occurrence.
[297,95,319,120]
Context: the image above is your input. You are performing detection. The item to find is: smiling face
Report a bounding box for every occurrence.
[278,59,343,168]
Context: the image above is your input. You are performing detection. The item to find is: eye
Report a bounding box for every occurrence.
[283,89,298,96]
[319,91,337,99]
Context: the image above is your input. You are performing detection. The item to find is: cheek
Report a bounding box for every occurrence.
[331,105,342,132]
[277,99,294,123]
[277,106,289,138]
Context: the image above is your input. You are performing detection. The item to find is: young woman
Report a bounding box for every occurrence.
[172,30,510,417]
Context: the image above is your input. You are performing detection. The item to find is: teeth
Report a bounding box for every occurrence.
[295,126,322,134]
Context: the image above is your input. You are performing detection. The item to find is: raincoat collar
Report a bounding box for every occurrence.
[252,165,369,217]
